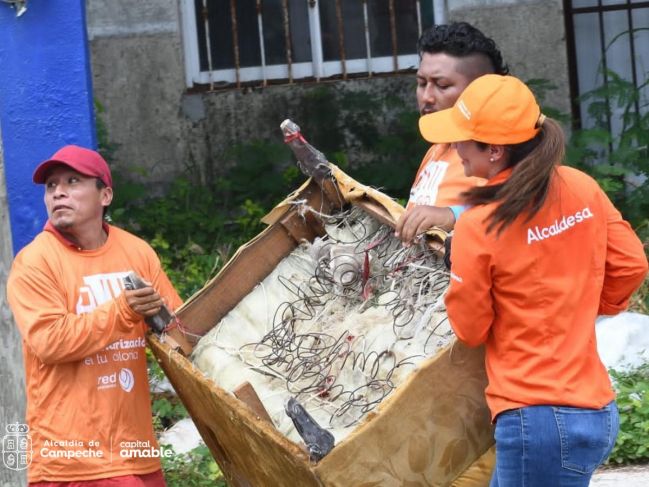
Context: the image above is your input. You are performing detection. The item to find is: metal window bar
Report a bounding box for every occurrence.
[362,0,372,76]
[595,0,613,143]
[335,0,347,80]
[201,0,215,90]
[564,0,649,129]
[188,0,440,87]
[308,0,324,81]
[433,0,445,25]
[282,0,293,83]
[256,0,268,87]
[562,0,580,126]
[229,0,241,88]
[626,4,640,119]
[389,0,399,71]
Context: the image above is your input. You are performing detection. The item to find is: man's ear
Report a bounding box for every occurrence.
[101,186,113,208]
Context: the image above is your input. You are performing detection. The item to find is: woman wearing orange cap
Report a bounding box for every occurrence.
[418,75,648,486]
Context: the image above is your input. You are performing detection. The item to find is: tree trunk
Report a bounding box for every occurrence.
[0,132,27,486]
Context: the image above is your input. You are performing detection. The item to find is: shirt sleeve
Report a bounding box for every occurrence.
[598,190,648,315]
[449,205,468,221]
[7,259,141,365]
[444,214,495,347]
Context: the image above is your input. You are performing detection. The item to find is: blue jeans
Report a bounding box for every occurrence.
[490,401,619,487]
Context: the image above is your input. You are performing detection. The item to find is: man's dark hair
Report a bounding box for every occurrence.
[96,178,109,218]
[418,22,509,75]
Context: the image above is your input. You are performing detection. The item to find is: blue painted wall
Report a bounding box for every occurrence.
[0,0,97,253]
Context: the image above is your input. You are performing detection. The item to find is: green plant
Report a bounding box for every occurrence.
[564,28,649,228]
[146,352,228,484]
[608,364,649,464]
[629,231,649,315]
[526,78,571,124]
[160,445,227,487]
[564,65,649,317]
[95,99,119,163]
[104,85,431,291]
[349,108,428,198]
[147,350,189,430]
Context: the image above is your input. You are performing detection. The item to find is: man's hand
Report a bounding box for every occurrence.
[124,287,164,318]
[395,205,455,245]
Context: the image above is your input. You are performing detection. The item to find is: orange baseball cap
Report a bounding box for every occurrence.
[419,74,542,145]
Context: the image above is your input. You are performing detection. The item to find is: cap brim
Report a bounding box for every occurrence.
[418,109,473,144]
[32,160,73,184]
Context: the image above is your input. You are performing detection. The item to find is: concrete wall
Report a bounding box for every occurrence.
[0,131,26,487]
[448,0,570,115]
[87,0,190,183]
[88,0,571,184]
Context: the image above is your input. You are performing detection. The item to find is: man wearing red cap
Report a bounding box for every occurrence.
[7,145,180,486]
[394,22,509,243]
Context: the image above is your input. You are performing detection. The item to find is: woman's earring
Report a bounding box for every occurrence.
[489,157,495,162]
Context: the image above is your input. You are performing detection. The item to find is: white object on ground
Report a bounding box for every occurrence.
[596,312,649,371]
[150,375,176,394]
[158,417,203,454]
[591,465,649,486]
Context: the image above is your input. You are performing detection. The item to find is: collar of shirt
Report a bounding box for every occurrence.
[43,220,111,249]
[487,167,514,186]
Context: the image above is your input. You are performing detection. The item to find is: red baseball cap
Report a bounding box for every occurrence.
[33,145,113,188]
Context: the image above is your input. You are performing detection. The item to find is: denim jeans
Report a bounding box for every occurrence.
[490,401,619,487]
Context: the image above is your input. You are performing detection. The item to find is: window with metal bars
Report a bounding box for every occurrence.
[180,0,444,89]
[564,0,649,134]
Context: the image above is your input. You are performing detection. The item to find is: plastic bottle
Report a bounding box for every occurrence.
[280,119,332,182]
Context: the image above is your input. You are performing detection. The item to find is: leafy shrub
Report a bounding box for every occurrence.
[106,89,427,298]
[160,445,227,487]
[564,64,649,319]
[109,174,271,298]
[566,71,649,228]
[608,365,649,464]
[146,349,189,431]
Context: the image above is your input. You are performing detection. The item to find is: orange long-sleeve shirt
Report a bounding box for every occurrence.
[7,224,182,482]
[407,143,484,209]
[446,165,648,419]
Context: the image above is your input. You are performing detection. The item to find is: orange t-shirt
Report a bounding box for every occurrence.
[446,166,648,419]
[7,225,182,482]
[407,143,484,209]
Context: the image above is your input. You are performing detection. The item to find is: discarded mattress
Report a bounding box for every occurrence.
[148,167,494,486]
